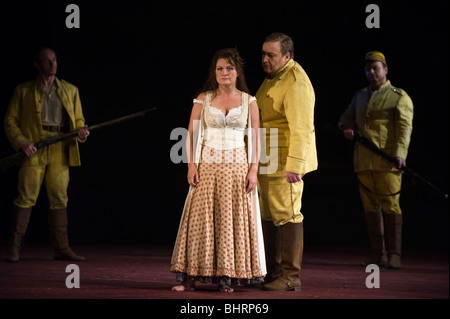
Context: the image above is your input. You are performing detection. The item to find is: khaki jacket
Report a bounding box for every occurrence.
[338,80,414,172]
[4,77,86,166]
[256,59,317,176]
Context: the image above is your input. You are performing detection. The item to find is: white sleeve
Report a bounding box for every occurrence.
[249,96,257,104]
[193,99,204,104]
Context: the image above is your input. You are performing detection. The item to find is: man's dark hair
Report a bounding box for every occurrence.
[33,46,56,63]
[264,32,294,59]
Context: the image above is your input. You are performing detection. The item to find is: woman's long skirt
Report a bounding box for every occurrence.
[170,146,264,285]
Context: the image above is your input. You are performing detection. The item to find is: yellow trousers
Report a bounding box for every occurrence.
[258,173,304,226]
[14,132,70,210]
[357,171,402,215]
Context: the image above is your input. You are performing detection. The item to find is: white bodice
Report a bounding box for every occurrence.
[194,91,256,150]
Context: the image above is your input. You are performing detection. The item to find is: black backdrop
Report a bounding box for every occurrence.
[0,0,448,252]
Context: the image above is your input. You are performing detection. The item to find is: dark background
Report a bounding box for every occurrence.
[0,0,448,253]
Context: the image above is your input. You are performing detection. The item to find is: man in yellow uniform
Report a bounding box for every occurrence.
[4,47,90,262]
[338,51,414,269]
[256,32,317,291]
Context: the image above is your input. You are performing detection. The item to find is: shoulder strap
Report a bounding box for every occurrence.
[205,91,212,107]
[245,92,256,165]
[242,91,249,109]
[192,92,209,167]
[242,92,250,120]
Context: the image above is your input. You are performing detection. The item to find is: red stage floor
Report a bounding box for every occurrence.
[0,242,447,301]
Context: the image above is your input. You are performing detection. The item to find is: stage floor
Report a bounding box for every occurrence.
[0,242,447,301]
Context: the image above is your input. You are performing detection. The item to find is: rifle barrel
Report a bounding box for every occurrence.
[0,107,156,172]
[355,132,448,199]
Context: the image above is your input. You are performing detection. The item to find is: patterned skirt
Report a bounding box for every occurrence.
[170,146,264,285]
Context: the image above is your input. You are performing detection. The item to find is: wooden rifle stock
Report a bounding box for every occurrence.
[0,107,156,172]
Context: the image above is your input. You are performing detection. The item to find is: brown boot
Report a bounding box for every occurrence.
[48,209,85,261]
[263,222,303,291]
[361,211,387,267]
[5,206,32,262]
[385,213,402,269]
[262,220,281,282]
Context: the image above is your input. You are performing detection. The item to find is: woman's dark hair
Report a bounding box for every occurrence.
[199,48,250,94]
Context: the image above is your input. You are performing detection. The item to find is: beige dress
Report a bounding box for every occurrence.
[170,91,266,286]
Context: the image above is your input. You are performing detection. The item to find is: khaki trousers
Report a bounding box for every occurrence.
[357,171,402,215]
[258,173,304,226]
[14,135,70,210]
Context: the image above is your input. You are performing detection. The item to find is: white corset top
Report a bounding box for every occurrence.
[194,92,256,150]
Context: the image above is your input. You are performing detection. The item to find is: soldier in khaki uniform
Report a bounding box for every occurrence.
[338,51,414,269]
[256,33,317,291]
[4,47,89,262]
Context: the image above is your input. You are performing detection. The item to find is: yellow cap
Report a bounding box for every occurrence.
[365,51,387,65]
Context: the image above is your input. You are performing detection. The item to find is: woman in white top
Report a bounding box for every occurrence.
[170,48,266,292]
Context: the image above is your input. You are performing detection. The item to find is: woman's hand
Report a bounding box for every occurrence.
[246,168,258,194]
[187,164,199,187]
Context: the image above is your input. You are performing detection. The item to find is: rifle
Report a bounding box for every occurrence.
[355,131,448,199]
[0,107,156,172]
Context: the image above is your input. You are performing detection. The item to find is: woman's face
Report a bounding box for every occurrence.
[215,58,238,87]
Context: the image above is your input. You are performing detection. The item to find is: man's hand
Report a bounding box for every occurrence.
[286,171,301,183]
[78,125,90,140]
[343,128,355,141]
[394,156,405,170]
[20,141,37,157]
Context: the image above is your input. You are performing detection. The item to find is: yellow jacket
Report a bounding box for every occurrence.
[338,80,414,172]
[256,59,317,176]
[4,77,86,166]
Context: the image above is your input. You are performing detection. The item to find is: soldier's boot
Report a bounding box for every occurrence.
[263,222,303,291]
[385,213,402,269]
[361,211,387,267]
[262,220,282,283]
[5,206,32,262]
[48,208,85,261]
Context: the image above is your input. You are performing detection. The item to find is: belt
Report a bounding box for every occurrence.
[42,125,69,133]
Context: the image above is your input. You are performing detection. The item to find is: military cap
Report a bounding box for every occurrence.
[365,51,387,66]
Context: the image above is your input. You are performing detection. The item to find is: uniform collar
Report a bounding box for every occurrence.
[369,79,391,94]
[267,59,294,79]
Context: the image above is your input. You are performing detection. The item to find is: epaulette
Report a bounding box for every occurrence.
[391,87,404,95]
[290,66,300,81]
